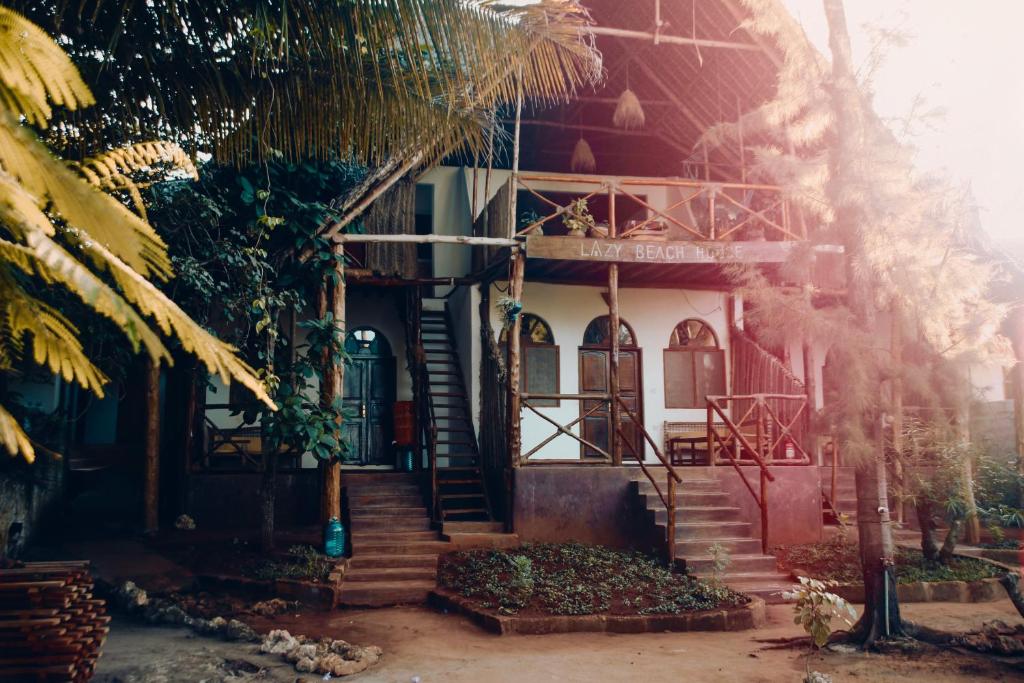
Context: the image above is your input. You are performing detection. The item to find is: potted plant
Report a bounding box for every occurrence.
[563,197,595,237]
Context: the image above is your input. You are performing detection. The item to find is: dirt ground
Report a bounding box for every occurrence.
[94,600,1024,682]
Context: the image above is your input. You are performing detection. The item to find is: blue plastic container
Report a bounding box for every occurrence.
[324,517,345,558]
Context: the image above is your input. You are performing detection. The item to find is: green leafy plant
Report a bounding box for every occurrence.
[707,542,732,584]
[563,198,596,236]
[784,576,857,648]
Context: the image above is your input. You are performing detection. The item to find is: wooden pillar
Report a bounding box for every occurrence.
[321,245,345,524]
[143,359,160,534]
[608,191,622,466]
[956,393,981,544]
[507,249,525,465]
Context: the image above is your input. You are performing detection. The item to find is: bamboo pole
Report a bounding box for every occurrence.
[608,201,622,466]
[507,249,525,466]
[334,234,518,246]
[143,359,160,534]
[589,25,760,51]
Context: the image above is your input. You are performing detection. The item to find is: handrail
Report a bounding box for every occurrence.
[616,396,681,563]
[513,171,800,241]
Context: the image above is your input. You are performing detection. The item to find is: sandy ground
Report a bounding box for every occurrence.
[94,600,1024,683]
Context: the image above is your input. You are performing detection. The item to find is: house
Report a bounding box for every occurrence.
[6,0,1019,606]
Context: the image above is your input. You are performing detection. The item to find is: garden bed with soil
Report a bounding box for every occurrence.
[775,536,1006,603]
[434,543,762,634]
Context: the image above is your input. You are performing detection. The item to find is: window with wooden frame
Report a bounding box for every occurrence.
[664,319,726,409]
[500,314,560,406]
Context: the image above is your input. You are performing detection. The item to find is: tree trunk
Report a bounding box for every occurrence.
[143,359,161,535]
[938,518,962,564]
[824,0,905,645]
[260,319,278,554]
[852,457,904,642]
[915,498,940,562]
[999,572,1024,618]
[322,244,345,524]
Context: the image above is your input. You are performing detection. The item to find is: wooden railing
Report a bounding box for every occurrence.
[706,393,809,553]
[519,392,682,562]
[514,171,802,242]
[415,350,440,522]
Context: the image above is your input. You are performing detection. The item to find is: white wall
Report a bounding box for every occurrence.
[489,281,730,461]
[448,284,482,436]
[420,167,473,289]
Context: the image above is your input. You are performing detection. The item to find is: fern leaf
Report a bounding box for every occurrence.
[0,402,34,462]
[0,112,173,280]
[0,6,94,126]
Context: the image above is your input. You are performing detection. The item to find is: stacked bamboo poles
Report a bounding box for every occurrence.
[0,561,109,681]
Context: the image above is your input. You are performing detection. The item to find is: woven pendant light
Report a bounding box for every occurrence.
[613,87,645,130]
[570,136,596,172]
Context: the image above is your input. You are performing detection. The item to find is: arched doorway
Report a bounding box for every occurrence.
[579,316,643,460]
[343,327,396,466]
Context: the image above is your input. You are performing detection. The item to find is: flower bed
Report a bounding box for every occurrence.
[437,543,748,618]
[774,536,1002,585]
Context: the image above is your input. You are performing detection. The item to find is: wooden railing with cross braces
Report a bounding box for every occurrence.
[513,171,804,242]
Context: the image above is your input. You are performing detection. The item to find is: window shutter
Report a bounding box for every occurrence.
[664,350,696,408]
[525,345,559,406]
[695,349,726,404]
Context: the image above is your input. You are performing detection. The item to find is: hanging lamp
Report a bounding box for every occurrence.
[570,136,596,173]
[613,65,645,130]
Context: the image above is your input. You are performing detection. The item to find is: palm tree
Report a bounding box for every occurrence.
[0,6,273,462]
[15,0,602,166]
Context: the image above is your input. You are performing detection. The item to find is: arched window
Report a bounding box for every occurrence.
[582,315,637,347]
[345,326,392,356]
[500,314,560,406]
[664,319,725,408]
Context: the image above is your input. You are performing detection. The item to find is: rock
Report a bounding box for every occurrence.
[295,657,316,673]
[805,673,833,683]
[993,635,1024,655]
[115,581,148,610]
[260,629,299,655]
[174,514,196,530]
[285,643,318,663]
[225,618,259,642]
[252,598,294,616]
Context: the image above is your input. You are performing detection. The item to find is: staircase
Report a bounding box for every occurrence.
[339,473,448,607]
[633,471,795,603]
[419,302,491,522]
[822,466,857,526]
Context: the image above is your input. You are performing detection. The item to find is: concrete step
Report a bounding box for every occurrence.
[351,506,429,518]
[350,494,424,507]
[653,506,744,524]
[351,530,438,543]
[682,554,778,574]
[351,540,451,555]
[442,532,521,549]
[348,554,438,570]
[636,478,721,493]
[344,473,420,484]
[350,517,432,532]
[346,484,422,497]
[337,580,435,607]
[675,492,731,506]
[676,537,764,556]
[724,578,797,604]
[673,521,752,540]
[442,521,504,534]
[344,566,437,582]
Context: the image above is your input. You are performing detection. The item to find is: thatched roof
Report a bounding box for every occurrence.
[508,0,785,179]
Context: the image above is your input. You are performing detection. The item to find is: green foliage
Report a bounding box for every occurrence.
[245,544,331,582]
[148,157,365,462]
[707,542,732,584]
[563,197,596,235]
[776,536,1002,585]
[438,543,747,617]
[784,576,857,648]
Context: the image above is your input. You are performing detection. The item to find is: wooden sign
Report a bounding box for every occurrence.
[525,235,839,265]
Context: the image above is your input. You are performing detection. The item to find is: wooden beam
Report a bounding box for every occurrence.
[334,234,518,247]
[590,26,761,51]
[143,359,160,534]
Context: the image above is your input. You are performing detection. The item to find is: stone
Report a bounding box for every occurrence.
[116,581,148,610]
[295,657,316,673]
[285,643,318,663]
[225,618,259,642]
[804,673,833,683]
[252,598,293,616]
[260,629,299,655]
[174,514,196,530]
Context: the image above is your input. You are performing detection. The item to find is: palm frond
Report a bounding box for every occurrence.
[74,141,199,218]
[16,0,601,164]
[0,6,93,126]
[0,402,34,462]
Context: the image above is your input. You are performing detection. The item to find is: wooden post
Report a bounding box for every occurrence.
[608,196,622,466]
[143,358,160,534]
[760,466,769,554]
[507,249,525,466]
[180,361,198,512]
[322,244,345,524]
[667,472,676,562]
